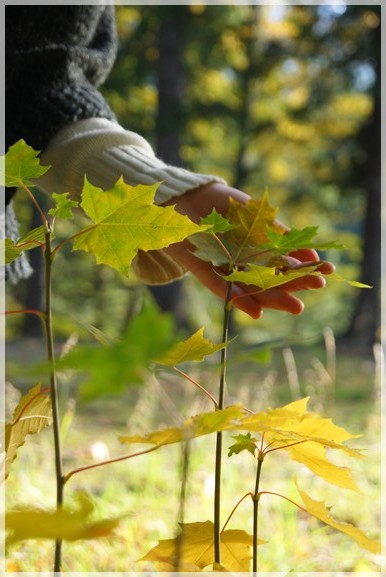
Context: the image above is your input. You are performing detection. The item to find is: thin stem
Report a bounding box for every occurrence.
[4,308,46,320]
[174,441,191,571]
[212,233,234,266]
[258,490,308,515]
[51,225,96,256]
[214,281,233,564]
[253,452,264,573]
[174,367,218,408]
[43,231,64,573]
[263,439,307,455]
[221,492,253,532]
[20,183,49,228]
[63,444,161,484]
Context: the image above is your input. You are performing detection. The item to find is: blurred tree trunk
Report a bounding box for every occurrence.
[148,7,189,329]
[340,18,381,351]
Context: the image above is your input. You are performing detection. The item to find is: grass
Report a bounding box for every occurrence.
[4,337,382,573]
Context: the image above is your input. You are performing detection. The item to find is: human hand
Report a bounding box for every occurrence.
[163,183,334,319]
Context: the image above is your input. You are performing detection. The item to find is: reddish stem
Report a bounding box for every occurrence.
[63,444,162,484]
[20,183,49,228]
[52,225,97,256]
[258,490,308,515]
[263,439,307,455]
[174,367,218,408]
[221,492,253,532]
[4,308,45,319]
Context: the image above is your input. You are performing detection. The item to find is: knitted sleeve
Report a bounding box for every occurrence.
[5,4,118,206]
[35,118,226,285]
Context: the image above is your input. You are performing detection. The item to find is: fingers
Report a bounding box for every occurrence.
[165,240,333,319]
[288,249,335,275]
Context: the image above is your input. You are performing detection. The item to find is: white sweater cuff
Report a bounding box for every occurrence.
[37,118,225,204]
[36,118,226,285]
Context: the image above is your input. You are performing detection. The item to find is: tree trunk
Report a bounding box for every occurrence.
[149,7,189,329]
[340,19,381,352]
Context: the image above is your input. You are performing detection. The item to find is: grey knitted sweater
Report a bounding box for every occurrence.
[5,4,117,176]
[3,5,224,283]
[4,5,118,280]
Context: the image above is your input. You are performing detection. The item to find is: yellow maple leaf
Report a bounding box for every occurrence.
[5,384,52,479]
[6,493,120,545]
[234,398,362,491]
[140,520,260,571]
[297,486,381,554]
[73,177,210,276]
[154,327,227,366]
[225,192,286,263]
[119,405,245,446]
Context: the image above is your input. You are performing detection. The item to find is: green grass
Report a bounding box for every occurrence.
[5,341,382,573]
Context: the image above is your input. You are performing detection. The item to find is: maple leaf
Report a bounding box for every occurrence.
[188,233,231,266]
[5,384,52,479]
[48,192,79,219]
[6,493,121,545]
[119,405,245,446]
[0,139,50,187]
[155,327,227,366]
[73,177,210,276]
[224,264,370,292]
[225,193,286,263]
[222,264,321,291]
[57,299,176,398]
[328,271,372,289]
[297,485,381,554]
[260,227,345,254]
[200,209,236,233]
[235,398,362,491]
[2,226,47,265]
[228,433,259,457]
[140,520,260,571]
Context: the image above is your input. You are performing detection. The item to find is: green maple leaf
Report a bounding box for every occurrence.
[261,227,344,254]
[73,177,210,276]
[200,209,236,234]
[228,433,259,457]
[57,299,177,398]
[328,271,372,289]
[187,233,230,266]
[48,192,79,220]
[155,327,227,366]
[2,226,47,265]
[0,139,50,187]
[222,264,321,291]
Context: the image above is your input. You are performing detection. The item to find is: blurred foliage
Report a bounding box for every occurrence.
[6,4,380,346]
[102,4,379,343]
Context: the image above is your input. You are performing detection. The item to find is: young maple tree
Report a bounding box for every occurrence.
[1,140,378,573]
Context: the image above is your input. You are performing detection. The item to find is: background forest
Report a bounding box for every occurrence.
[4,4,382,573]
[7,3,380,351]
